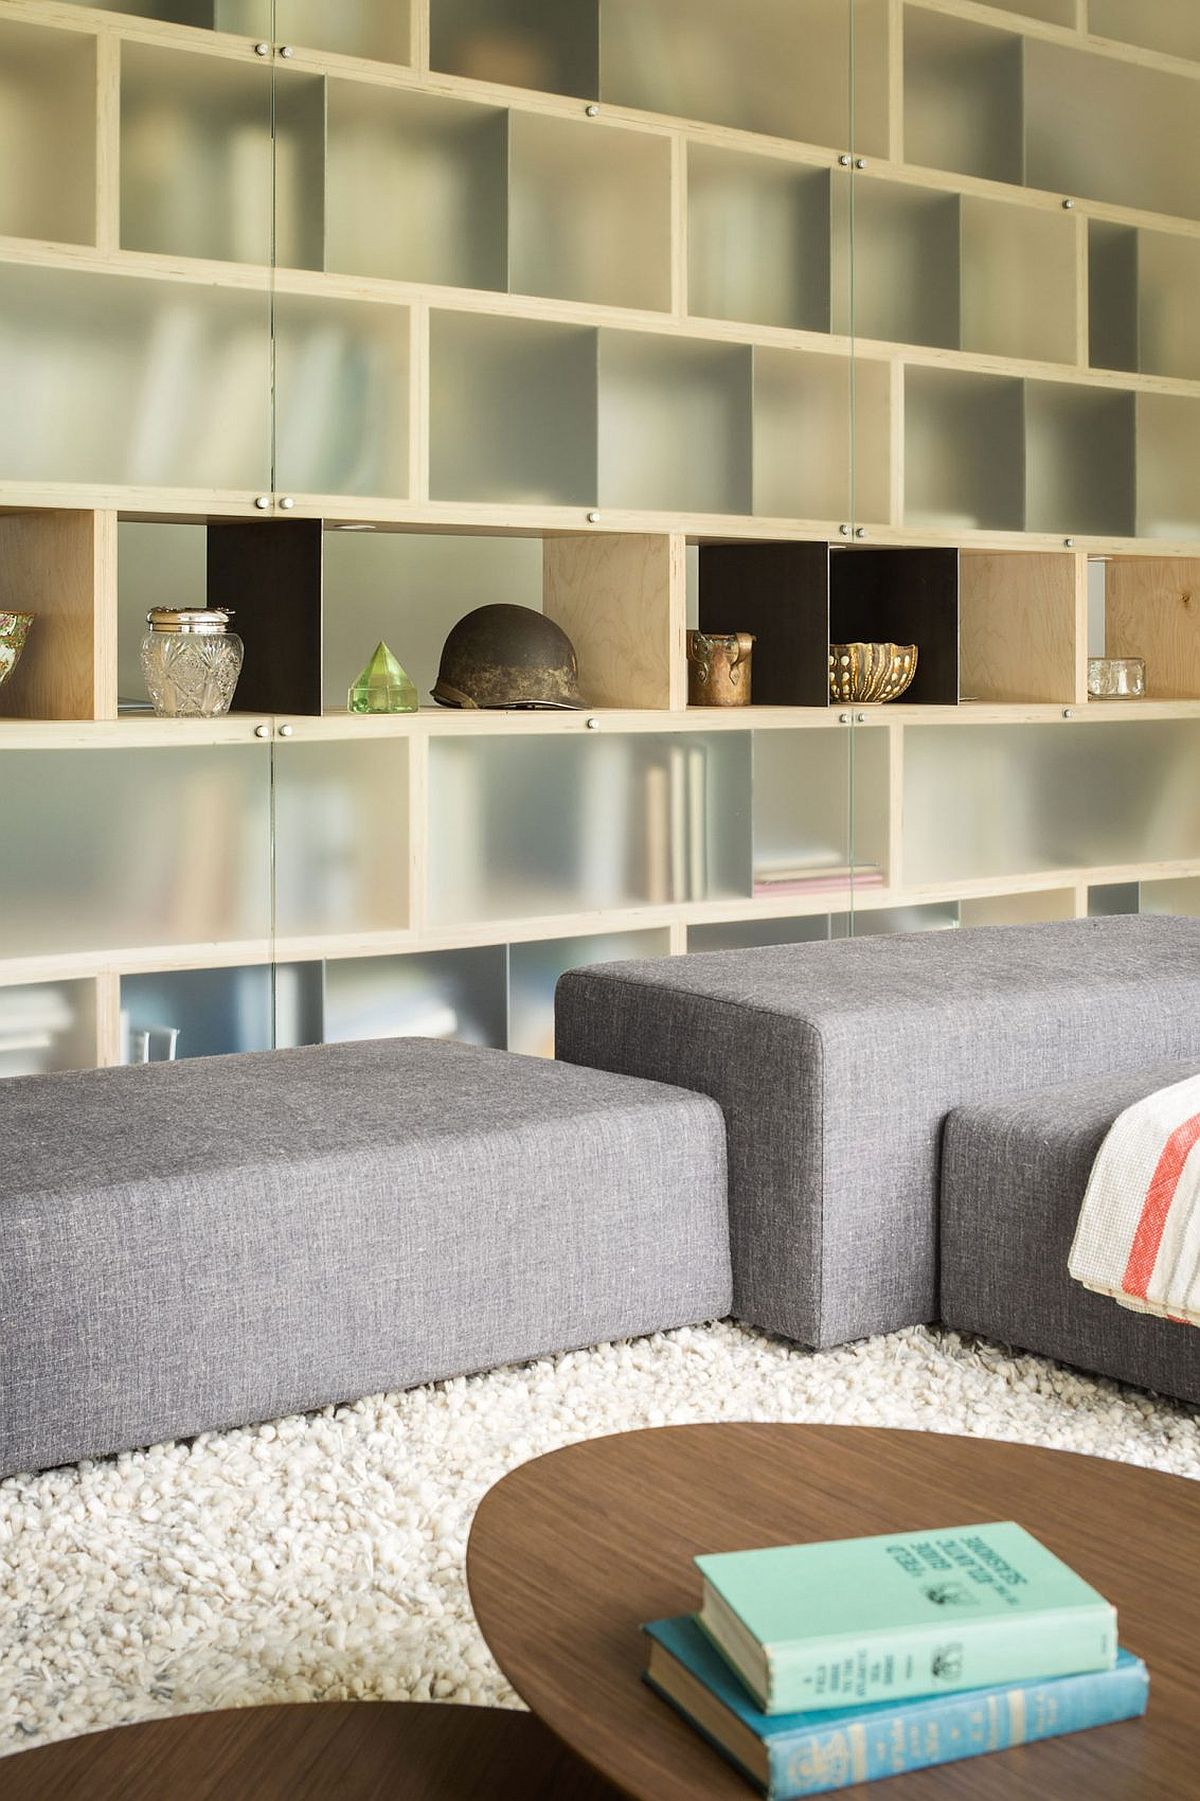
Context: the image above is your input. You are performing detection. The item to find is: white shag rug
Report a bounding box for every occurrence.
[2,1320,1197,1758]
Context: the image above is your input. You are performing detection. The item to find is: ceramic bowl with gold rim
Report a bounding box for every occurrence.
[829,641,917,705]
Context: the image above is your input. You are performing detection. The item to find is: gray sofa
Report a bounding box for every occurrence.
[556,914,1200,1348]
[6,915,1199,1482]
[941,1060,1200,1405]
[0,1036,730,1479]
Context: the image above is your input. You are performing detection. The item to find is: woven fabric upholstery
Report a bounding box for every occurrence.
[0,1038,730,1478]
[941,1061,1200,1404]
[555,916,1200,1348]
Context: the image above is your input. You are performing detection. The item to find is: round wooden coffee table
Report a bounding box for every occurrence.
[466,1423,1200,1799]
[1,1700,621,1799]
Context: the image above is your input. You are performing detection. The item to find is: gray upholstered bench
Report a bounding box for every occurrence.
[556,916,1200,1349]
[941,1060,1200,1405]
[0,1037,730,1478]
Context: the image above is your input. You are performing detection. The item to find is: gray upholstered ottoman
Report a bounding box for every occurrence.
[0,1037,730,1478]
[556,916,1200,1348]
[941,1061,1200,1405]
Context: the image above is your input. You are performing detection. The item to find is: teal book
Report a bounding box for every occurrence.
[695,1522,1116,1713]
[643,1616,1148,1798]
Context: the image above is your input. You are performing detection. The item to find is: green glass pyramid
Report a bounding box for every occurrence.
[348,640,418,714]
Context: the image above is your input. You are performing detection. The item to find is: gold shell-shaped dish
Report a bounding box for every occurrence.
[828,641,917,705]
[0,611,34,691]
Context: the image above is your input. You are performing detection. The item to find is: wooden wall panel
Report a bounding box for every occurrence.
[0,509,116,720]
[1106,557,1200,699]
[543,532,677,710]
[959,550,1084,705]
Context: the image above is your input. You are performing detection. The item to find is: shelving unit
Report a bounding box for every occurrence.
[4,0,1200,1073]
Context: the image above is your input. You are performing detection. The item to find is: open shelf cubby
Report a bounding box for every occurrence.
[426,732,751,926]
[958,551,1081,706]
[118,518,678,718]
[1090,222,1200,383]
[1103,557,1200,699]
[0,16,96,247]
[430,0,889,154]
[699,543,959,706]
[905,7,1200,222]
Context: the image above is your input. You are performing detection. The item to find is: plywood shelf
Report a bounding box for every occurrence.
[5,0,1200,1071]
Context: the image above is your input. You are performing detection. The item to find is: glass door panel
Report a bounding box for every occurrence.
[0,740,274,1075]
[0,14,275,503]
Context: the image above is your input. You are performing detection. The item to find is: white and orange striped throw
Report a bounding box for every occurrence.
[1069,1073,1200,1326]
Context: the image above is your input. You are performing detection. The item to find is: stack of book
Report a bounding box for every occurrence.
[642,1522,1147,1797]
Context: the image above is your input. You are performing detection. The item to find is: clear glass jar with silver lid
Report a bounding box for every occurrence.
[140,608,244,718]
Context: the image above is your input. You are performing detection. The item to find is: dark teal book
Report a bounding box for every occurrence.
[643,1616,1148,1798]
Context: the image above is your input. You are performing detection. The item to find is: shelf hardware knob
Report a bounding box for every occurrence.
[1062,708,1074,720]
[856,712,867,723]
[279,496,296,510]
[254,41,269,55]
[586,510,600,523]
[585,104,599,117]
[839,711,851,724]
[854,157,866,169]
[838,153,852,167]
[279,723,295,737]
[855,527,867,539]
[585,716,600,730]
[1062,197,1075,209]
[839,523,851,536]
[1063,536,1075,547]
[279,44,294,57]
[254,723,270,738]
[254,494,270,510]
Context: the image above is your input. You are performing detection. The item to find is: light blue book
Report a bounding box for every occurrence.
[696,1521,1116,1711]
[643,1616,1148,1799]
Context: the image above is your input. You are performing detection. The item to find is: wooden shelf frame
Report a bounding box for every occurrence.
[5,0,1200,1069]
[3,2,1200,543]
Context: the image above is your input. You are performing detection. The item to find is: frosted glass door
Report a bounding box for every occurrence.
[0,744,272,961]
[0,21,275,499]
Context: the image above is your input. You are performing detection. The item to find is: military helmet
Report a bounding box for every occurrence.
[432,604,582,710]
